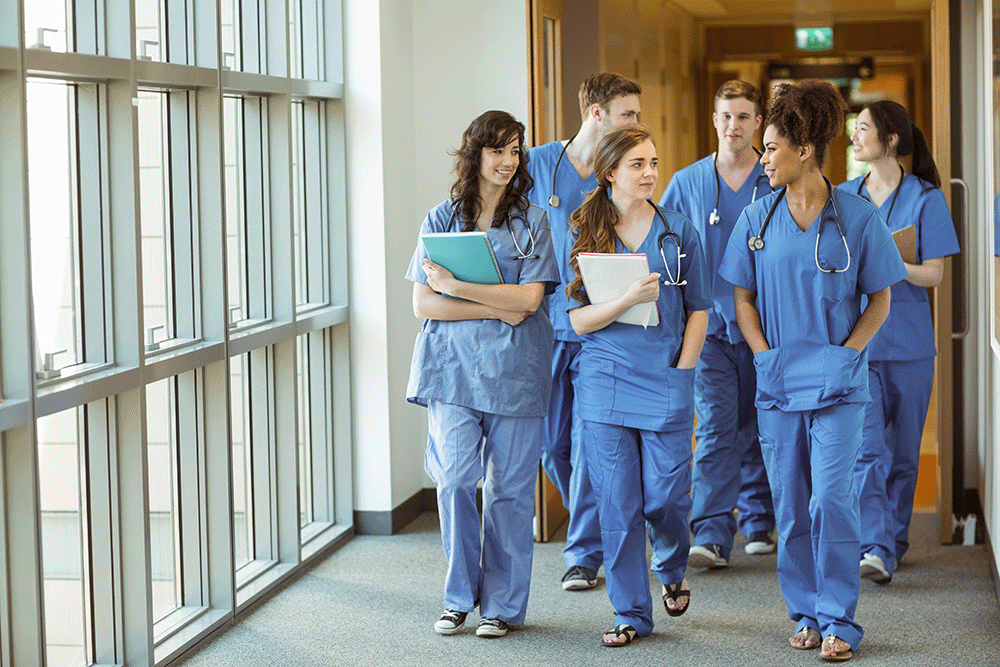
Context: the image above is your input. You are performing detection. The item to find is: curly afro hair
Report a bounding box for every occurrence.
[765,80,848,168]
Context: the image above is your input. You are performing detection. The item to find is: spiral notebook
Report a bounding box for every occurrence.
[420,231,504,284]
[576,252,658,328]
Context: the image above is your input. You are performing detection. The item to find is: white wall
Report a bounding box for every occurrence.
[345,0,529,517]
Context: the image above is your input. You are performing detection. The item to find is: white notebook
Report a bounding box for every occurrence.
[576,253,659,328]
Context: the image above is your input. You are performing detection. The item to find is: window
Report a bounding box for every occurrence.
[292,100,331,308]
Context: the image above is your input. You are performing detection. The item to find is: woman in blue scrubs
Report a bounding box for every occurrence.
[718,81,908,662]
[406,110,559,638]
[838,102,960,584]
[566,124,711,646]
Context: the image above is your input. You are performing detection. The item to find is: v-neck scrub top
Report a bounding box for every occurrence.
[718,189,909,412]
[405,200,560,418]
[837,174,960,361]
[526,140,599,343]
[572,206,713,431]
[659,154,770,344]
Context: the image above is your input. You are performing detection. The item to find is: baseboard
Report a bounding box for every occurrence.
[353,487,482,535]
[986,522,1000,608]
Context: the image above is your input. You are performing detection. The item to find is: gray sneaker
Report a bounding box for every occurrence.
[476,617,510,637]
[434,609,467,635]
[561,565,598,590]
[688,543,728,569]
[745,531,776,555]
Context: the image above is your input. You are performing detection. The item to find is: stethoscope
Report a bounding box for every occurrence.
[856,165,904,225]
[447,205,539,260]
[650,200,687,286]
[547,134,577,207]
[709,149,772,225]
[747,177,851,273]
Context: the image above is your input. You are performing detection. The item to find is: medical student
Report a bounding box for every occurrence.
[526,72,642,591]
[566,125,711,646]
[718,80,908,662]
[838,101,960,583]
[659,80,776,569]
[406,110,559,638]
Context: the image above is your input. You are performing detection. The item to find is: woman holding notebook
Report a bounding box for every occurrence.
[565,124,711,647]
[837,101,960,585]
[405,110,559,638]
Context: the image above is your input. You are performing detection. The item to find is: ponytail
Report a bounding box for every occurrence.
[909,125,941,188]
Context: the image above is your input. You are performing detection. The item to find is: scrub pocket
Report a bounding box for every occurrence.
[820,344,866,402]
[753,347,784,408]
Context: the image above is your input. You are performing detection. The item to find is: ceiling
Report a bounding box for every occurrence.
[663,0,931,20]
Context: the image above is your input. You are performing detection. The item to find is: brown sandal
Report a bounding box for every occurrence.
[789,626,821,649]
[820,634,853,661]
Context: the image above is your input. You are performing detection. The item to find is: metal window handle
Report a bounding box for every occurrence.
[146,325,166,351]
[223,52,235,70]
[139,40,159,61]
[951,178,969,340]
[228,305,242,329]
[37,349,68,380]
[31,27,57,51]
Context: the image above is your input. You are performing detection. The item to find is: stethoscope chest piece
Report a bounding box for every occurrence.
[548,194,560,207]
[748,236,764,251]
[709,210,721,225]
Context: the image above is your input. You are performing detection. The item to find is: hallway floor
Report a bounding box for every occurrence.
[173,511,999,666]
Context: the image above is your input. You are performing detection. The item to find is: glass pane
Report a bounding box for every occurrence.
[137,91,176,348]
[844,114,868,182]
[27,80,82,376]
[221,0,239,70]
[230,354,252,568]
[146,378,180,621]
[296,335,313,528]
[135,0,165,61]
[24,0,70,52]
[223,96,246,326]
[38,408,87,666]
[291,101,306,306]
[288,0,301,79]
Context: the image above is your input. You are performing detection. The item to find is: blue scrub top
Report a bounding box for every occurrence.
[571,205,713,431]
[719,189,909,411]
[526,140,599,343]
[659,154,771,344]
[405,200,561,418]
[838,173,960,361]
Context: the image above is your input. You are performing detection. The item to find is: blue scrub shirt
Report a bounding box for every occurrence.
[405,200,560,418]
[526,140,599,343]
[572,205,713,430]
[838,174,960,361]
[718,189,909,411]
[659,154,771,344]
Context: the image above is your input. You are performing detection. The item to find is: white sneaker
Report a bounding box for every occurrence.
[859,552,891,584]
[476,617,509,637]
[688,544,728,569]
[434,609,467,635]
[744,531,776,555]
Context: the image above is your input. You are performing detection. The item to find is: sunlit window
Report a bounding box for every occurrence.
[38,408,88,667]
[24,0,70,52]
[293,100,330,308]
[297,334,314,528]
[146,378,181,622]
[845,114,868,182]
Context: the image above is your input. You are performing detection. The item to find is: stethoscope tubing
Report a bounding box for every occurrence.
[709,149,770,225]
[447,204,539,260]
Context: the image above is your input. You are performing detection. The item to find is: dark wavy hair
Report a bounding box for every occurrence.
[765,80,847,168]
[566,124,654,304]
[864,100,941,188]
[449,110,533,231]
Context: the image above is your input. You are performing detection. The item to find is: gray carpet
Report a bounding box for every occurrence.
[173,511,999,666]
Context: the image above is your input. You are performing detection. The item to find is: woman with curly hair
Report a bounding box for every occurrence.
[566,124,711,647]
[405,110,559,638]
[718,81,908,661]
[838,101,960,585]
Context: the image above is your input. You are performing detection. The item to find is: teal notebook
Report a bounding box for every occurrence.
[420,231,505,284]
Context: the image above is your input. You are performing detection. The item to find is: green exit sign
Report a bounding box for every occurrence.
[795,27,833,51]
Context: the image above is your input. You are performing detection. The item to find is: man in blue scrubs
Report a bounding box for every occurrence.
[526,73,641,590]
[659,81,776,569]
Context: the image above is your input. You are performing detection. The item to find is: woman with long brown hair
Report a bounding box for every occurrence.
[405,110,559,638]
[566,124,711,646]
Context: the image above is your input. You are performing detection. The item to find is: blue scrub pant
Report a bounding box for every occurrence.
[757,403,864,651]
[541,340,603,570]
[582,419,693,637]
[856,367,895,576]
[425,400,542,624]
[691,337,774,557]
[864,358,934,563]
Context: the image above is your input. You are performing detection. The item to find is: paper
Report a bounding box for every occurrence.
[576,253,659,328]
[892,224,916,264]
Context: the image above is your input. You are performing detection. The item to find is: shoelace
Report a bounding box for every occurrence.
[562,565,592,581]
[440,610,465,624]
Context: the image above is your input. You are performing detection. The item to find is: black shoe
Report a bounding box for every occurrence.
[744,531,776,555]
[434,609,468,635]
[688,543,728,568]
[476,617,510,637]
[561,565,598,590]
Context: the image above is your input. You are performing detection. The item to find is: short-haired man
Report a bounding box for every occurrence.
[527,73,641,590]
[658,80,776,569]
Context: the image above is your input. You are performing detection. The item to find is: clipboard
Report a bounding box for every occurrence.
[576,253,659,327]
[892,224,916,264]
